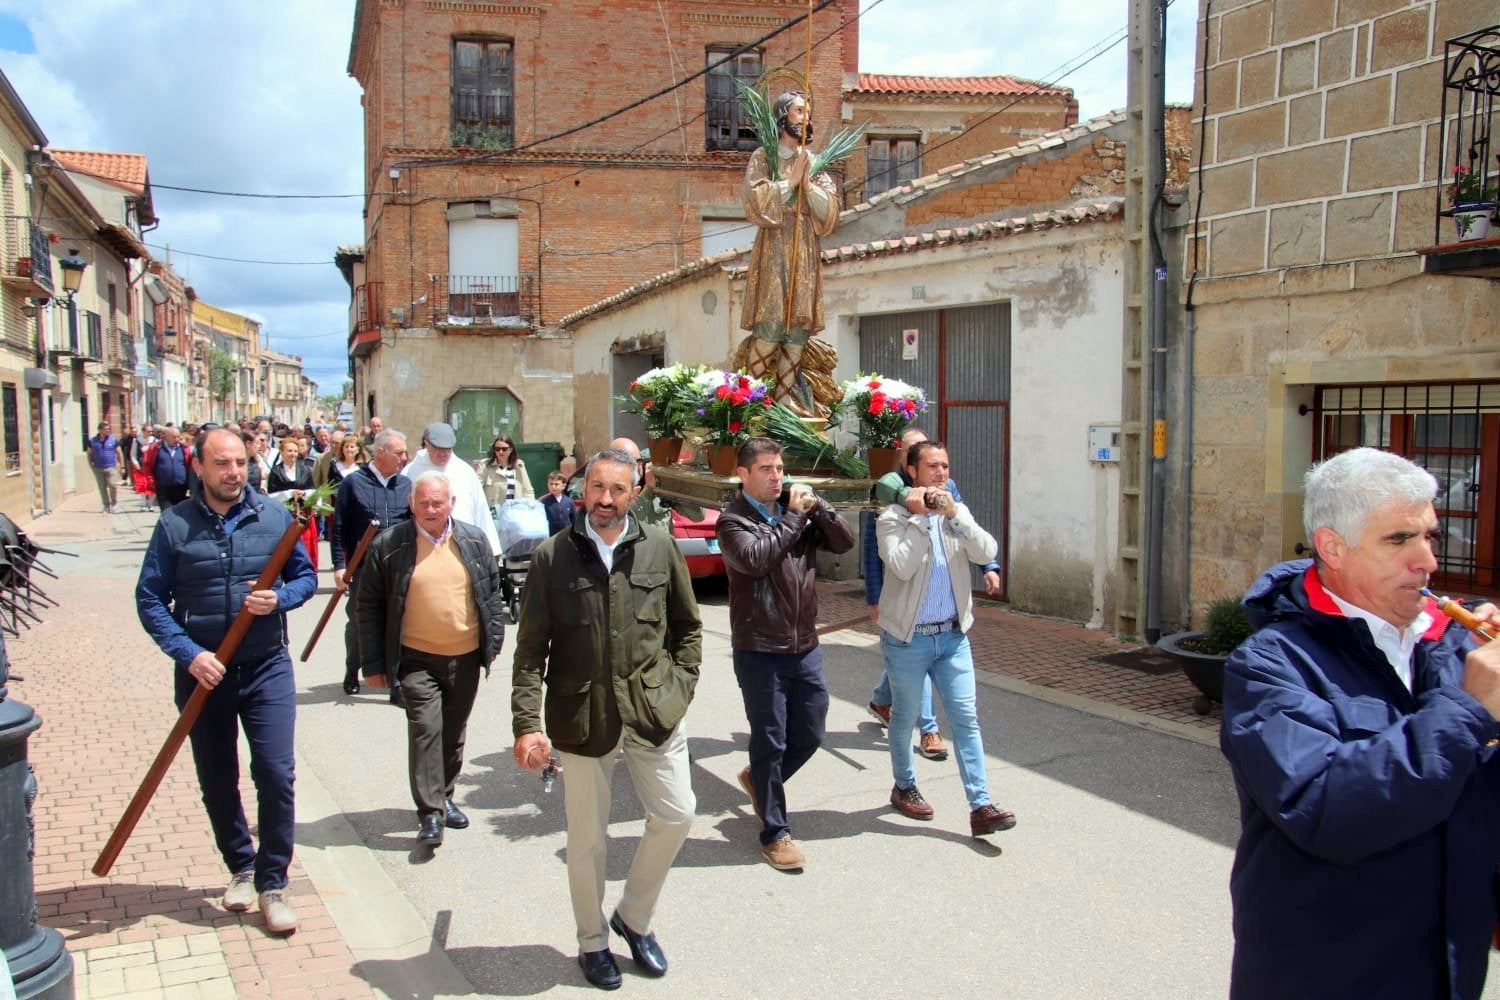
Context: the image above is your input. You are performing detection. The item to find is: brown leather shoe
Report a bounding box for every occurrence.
[761,834,805,870]
[889,783,934,820]
[919,731,949,761]
[867,702,891,727]
[737,765,761,822]
[970,804,1017,836]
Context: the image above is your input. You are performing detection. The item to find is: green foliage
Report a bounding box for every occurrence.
[734,82,863,183]
[285,480,337,519]
[451,124,512,150]
[763,402,868,478]
[207,348,238,403]
[1203,597,1252,655]
[617,364,705,439]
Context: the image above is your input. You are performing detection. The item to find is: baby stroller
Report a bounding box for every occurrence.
[494,499,549,623]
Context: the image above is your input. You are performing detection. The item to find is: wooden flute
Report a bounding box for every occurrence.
[1421,587,1499,643]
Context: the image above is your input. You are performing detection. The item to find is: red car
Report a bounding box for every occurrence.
[671,506,724,578]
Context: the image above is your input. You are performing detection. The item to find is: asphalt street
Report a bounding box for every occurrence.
[292,571,1240,999]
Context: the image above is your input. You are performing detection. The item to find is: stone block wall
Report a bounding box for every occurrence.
[1192,0,1496,274]
[1184,0,1500,619]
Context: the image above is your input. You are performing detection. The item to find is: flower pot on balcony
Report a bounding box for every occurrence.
[1453,203,1495,242]
[14,257,29,278]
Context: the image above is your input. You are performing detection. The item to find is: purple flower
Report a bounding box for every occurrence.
[695,408,706,415]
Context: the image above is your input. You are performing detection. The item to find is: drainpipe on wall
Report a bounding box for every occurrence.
[1143,0,1169,644]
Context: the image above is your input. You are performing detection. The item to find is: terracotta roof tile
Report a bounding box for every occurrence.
[50,149,149,196]
[850,74,1072,98]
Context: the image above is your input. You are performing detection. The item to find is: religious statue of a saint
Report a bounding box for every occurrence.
[740,91,840,416]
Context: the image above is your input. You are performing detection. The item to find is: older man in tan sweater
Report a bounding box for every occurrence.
[355,471,505,846]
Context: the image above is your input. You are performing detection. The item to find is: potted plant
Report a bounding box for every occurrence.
[1157,596,1253,715]
[830,373,928,476]
[692,369,772,476]
[617,364,703,466]
[1449,163,1496,242]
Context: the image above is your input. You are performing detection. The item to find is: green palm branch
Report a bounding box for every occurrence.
[736,82,863,183]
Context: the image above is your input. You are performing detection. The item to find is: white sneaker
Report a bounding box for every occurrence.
[259,890,298,934]
[222,870,255,912]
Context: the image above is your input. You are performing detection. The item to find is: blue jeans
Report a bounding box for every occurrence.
[175,648,297,891]
[871,671,938,734]
[880,630,990,809]
[732,647,828,845]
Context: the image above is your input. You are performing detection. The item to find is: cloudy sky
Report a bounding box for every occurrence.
[0,0,1195,399]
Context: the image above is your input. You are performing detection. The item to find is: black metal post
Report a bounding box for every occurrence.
[0,632,72,997]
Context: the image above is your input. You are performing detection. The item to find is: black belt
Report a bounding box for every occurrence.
[912,619,958,636]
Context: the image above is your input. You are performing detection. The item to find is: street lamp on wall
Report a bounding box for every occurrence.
[57,249,86,301]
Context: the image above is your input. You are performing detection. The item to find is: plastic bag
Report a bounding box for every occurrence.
[495,499,548,556]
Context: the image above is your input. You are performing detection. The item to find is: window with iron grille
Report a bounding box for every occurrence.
[705,47,762,151]
[1314,381,1500,595]
[1,383,17,473]
[865,136,921,197]
[452,38,514,148]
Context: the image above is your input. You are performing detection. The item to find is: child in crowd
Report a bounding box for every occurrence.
[541,471,575,535]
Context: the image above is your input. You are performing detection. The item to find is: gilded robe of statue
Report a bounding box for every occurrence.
[740,143,839,413]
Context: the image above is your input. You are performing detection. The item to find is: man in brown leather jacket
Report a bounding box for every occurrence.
[716,437,854,871]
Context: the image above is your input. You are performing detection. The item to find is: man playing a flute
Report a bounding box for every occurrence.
[1221,447,1500,999]
[136,427,318,935]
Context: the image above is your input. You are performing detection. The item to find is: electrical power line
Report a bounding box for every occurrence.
[142,242,332,266]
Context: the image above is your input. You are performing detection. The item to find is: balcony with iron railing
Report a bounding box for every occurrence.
[1422,25,1500,276]
[104,326,136,374]
[427,272,536,329]
[1,221,56,300]
[349,280,382,356]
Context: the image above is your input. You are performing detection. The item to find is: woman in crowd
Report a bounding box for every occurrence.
[266,434,320,570]
[131,423,157,511]
[477,433,534,506]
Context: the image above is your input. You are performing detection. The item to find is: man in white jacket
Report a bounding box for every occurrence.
[402,422,502,557]
[875,440,1015,838]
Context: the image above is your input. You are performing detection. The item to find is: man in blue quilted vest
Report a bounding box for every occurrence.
[136,427,318,936]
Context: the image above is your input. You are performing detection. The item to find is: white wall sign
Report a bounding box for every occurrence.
[901,328,919,360]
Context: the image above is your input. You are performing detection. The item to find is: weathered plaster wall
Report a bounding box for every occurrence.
[360,331,574,457]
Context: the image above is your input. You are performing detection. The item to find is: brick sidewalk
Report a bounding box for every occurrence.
[14,501,374,999]
[816,583,1220,735]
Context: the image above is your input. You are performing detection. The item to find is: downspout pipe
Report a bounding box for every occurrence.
[1144,0,1169,643]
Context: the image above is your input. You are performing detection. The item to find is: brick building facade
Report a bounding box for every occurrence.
[344,0,858,457]
[843,74,1078,207]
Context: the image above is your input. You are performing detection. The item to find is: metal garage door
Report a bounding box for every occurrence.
[859,303,1010,596]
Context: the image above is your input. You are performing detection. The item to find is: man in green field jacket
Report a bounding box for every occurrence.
[512,446,703,991]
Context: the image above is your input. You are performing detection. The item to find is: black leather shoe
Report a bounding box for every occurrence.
[609,911,667,976]
[342,672,360,695]
[417,815,443,847]
[389,684,406,708]
[577,949,621,990]
[444,799,469,830]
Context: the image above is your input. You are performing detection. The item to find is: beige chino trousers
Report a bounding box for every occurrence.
[559,723,694,951]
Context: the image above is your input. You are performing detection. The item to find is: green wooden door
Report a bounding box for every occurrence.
[446,388,521,463]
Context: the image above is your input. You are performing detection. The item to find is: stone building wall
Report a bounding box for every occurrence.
[1186,0,1500,612]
